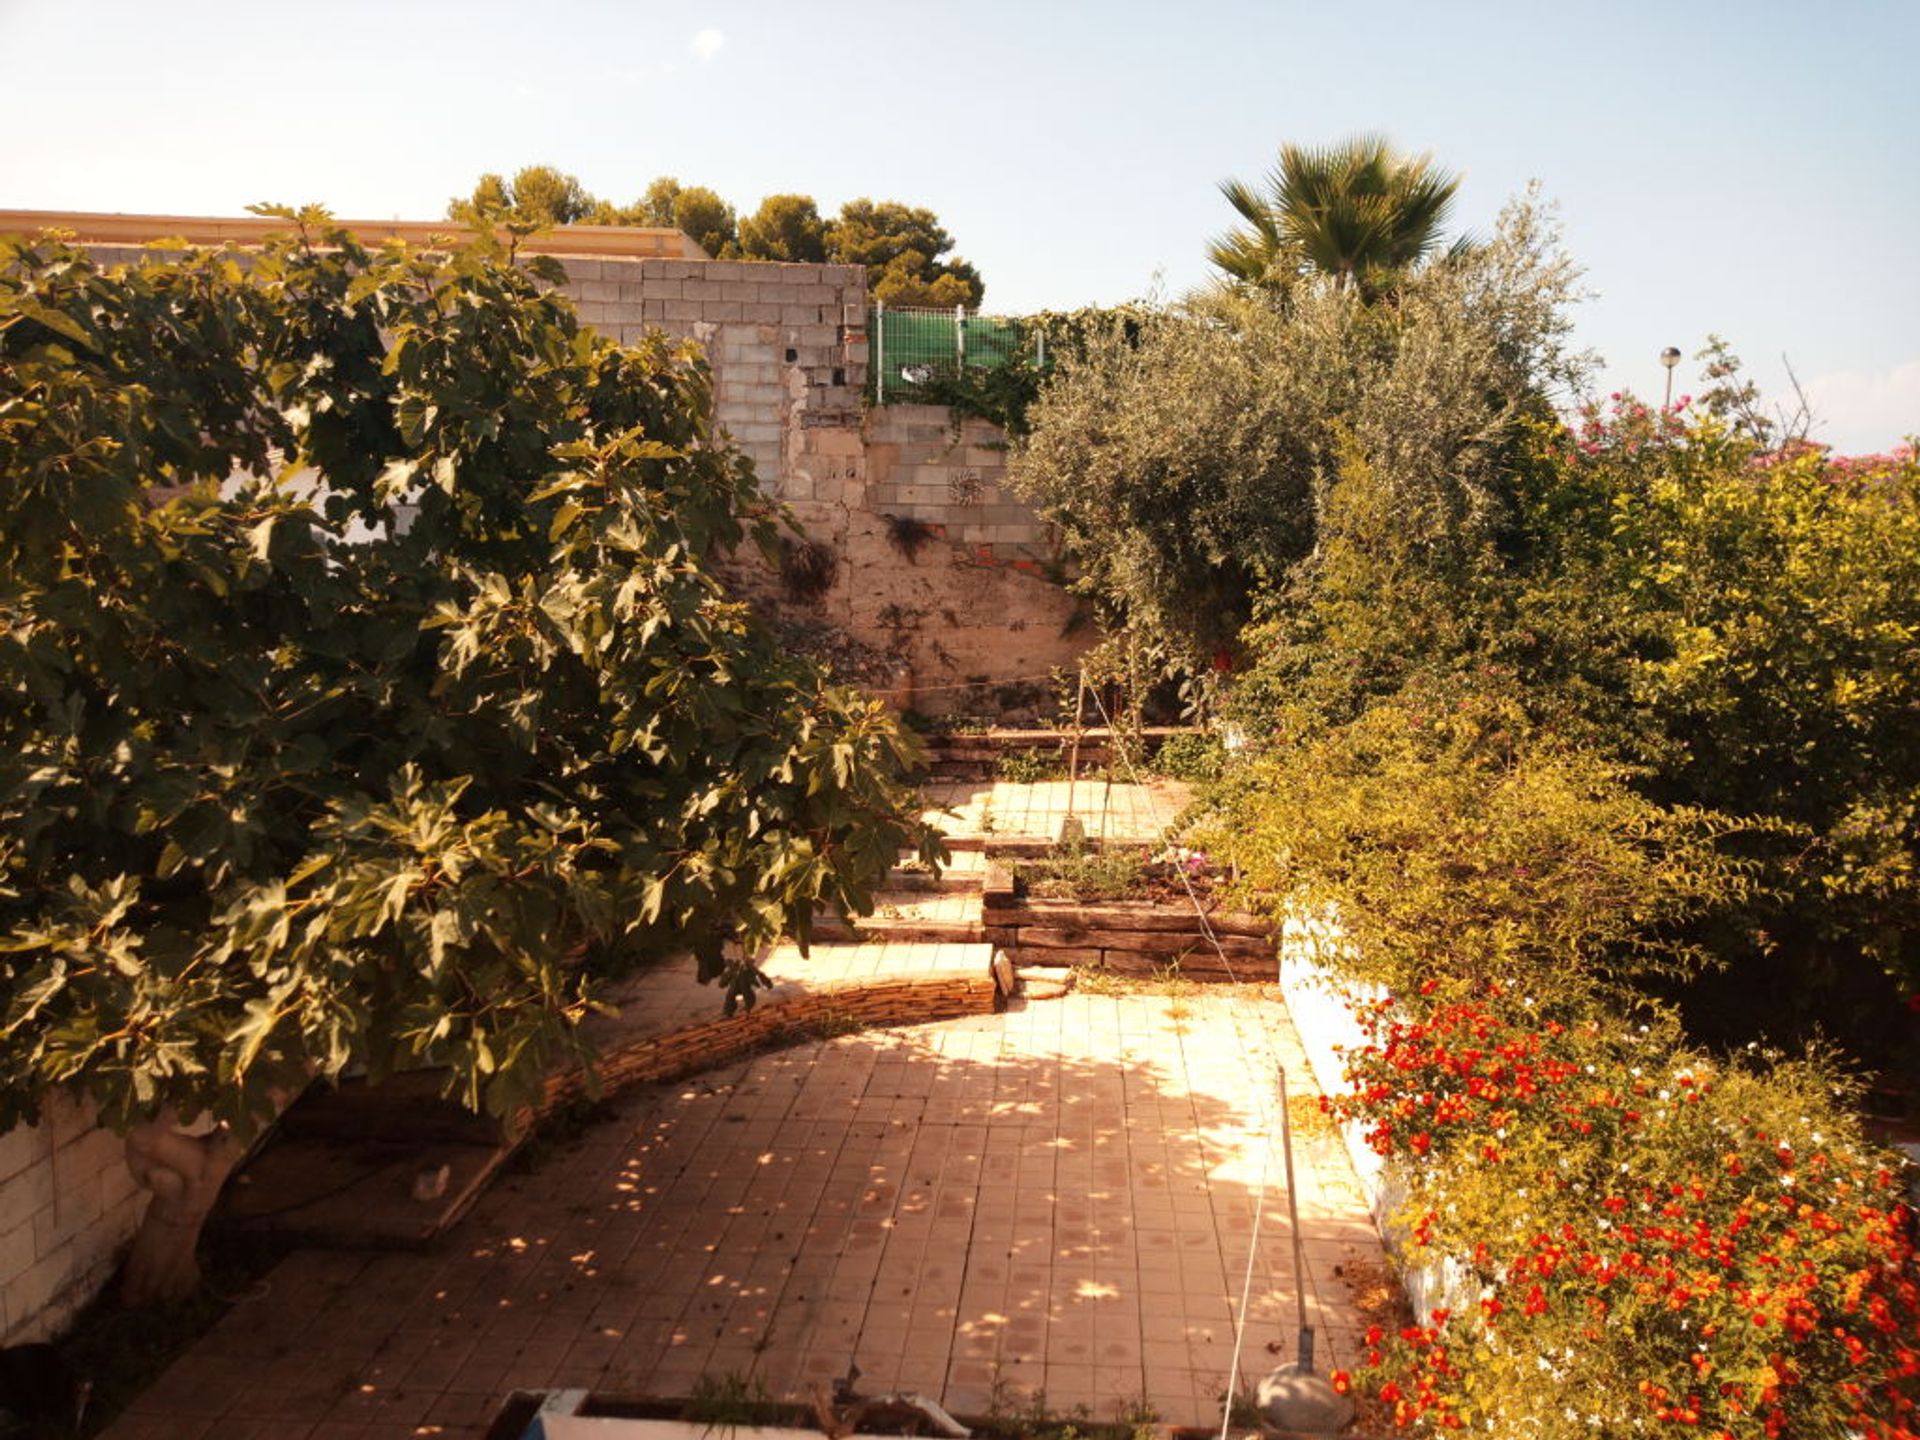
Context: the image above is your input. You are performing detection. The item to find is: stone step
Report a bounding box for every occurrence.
[814,914,986,944]
[815,882,984,944]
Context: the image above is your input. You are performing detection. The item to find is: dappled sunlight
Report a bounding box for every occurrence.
[101,991,1383,1435]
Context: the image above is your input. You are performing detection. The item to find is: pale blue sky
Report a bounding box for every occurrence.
[3,0,1915,451]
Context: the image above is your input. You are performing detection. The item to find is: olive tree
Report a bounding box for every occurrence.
[1010,190,1586,662]
[0,211,931,1303]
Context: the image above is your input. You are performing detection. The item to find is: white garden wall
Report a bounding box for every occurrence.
[0,1096,146,1342]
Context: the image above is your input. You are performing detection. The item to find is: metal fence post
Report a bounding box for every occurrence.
[874,299,885,406]
[955,303,966,371]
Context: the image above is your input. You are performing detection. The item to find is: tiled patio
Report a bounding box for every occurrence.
[101,780,1384,1438]
[104,990,1383,1439]
[922,778,1192,845]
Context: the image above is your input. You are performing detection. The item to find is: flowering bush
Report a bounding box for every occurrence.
[1327,987,1919,1437]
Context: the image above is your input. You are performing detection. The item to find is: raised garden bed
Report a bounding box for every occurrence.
[983,864,1275,982]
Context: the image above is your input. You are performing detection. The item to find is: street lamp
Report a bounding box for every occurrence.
[1660,346,1682,413]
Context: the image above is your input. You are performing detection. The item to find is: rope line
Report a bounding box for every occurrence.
[1221,1108,1275,1440]
[1080,686,1312,1435]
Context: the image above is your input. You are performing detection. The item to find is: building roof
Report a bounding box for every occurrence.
[0,210,708,260]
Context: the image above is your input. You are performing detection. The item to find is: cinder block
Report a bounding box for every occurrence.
[60,1128,122,1185]
[44,1096,95,1147]
[0,1156,56,1224]
[982,503,1042,528]
[662,300,703,323]
[644,260,702,283]
[756,261,822,287]
[555,258,603,283]
[0,1124,43,1188]
[0,1217,34,1284]
[626,279,678,302]
[4,1250,72,1334]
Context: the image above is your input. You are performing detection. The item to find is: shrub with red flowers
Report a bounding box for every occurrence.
[1328,988,1920,1437]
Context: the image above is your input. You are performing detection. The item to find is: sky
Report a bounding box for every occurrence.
[3,0,1916,452]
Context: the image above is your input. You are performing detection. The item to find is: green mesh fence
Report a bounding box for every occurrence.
[871,304,1030,403]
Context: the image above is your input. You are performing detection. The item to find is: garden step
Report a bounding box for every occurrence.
[882,862,980,893]
[814,915,986,944]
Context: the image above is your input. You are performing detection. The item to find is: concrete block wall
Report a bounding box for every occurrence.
[551,257,1085,711]
[0,1096,146,1343]
[558,256,868,486]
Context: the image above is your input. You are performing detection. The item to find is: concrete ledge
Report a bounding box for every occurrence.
[1278,927,1466,1319]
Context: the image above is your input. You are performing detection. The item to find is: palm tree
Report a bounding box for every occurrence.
[1210,135,1467,301]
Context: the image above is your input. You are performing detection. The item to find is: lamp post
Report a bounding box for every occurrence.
[1660,346,1682,413]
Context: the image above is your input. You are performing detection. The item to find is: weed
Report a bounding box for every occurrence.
[681,1369,774,1431]
[1071,961,1225,1001]
[882,513,940,562]
[1016,844,1150,901]
[777,537,839,604]
[997,747,1067,783]
[1151,730,1226,783]
[1112,1394,1160,1439]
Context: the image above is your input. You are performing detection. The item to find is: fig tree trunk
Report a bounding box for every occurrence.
[120,1114,241,1307]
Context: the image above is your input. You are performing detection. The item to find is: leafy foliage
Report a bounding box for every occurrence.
[0,212,934,1135]
[826,198,984,307]
[630,179,740,258]
[737,194,827,264]
[1210,134,1469,302]
[891,304,1151,436]
[1199,681,1758,1002]
[1510,410,1920,1029]
[1149,731,1224,784]
[1011,192,1585,661]
[449,165,597,228]
[446,170,984,298]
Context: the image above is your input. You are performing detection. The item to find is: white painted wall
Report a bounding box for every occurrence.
[0,1096,147,1342]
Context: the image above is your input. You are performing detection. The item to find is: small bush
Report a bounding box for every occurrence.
[1017,844,1149,901]
[997,746,1068,783]
[1196,682,1762,1001]
[1152,730,1225,783]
